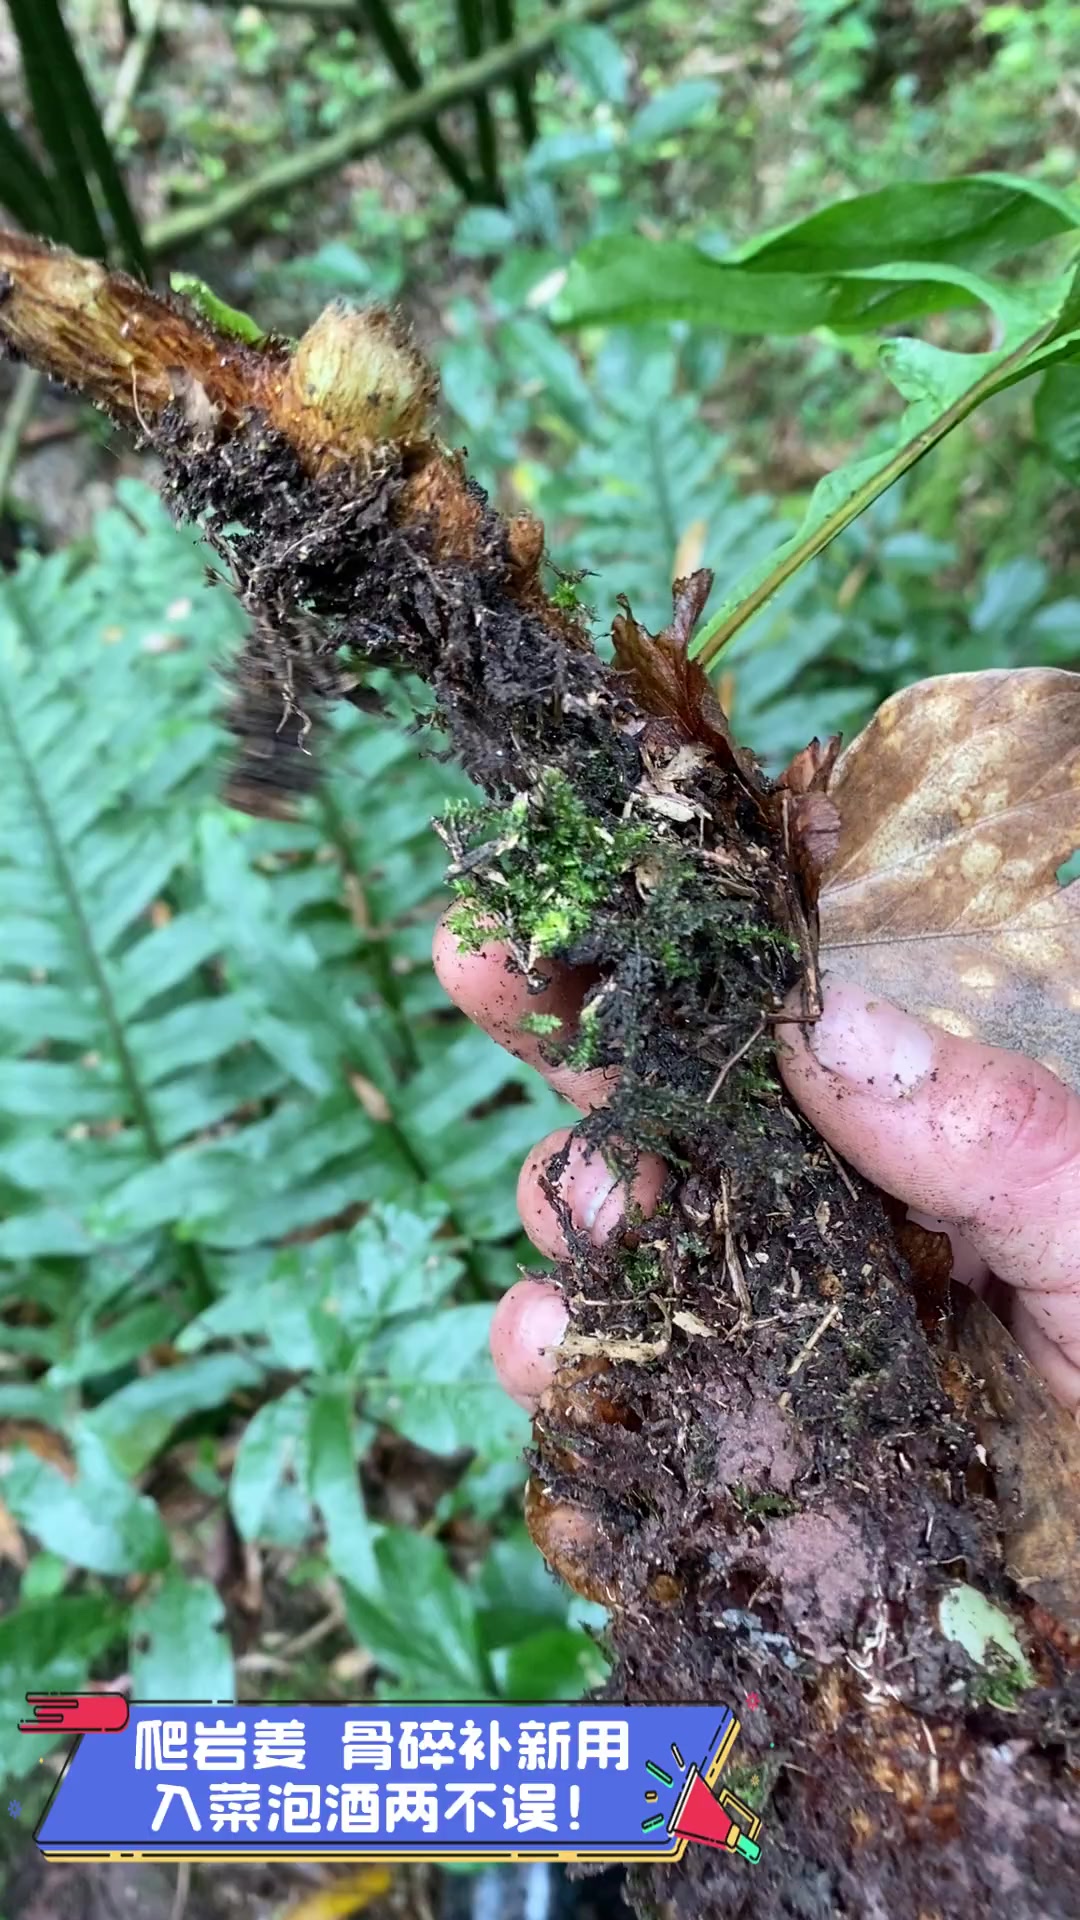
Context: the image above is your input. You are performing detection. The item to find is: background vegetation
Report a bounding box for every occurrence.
[0,1,1078,1913]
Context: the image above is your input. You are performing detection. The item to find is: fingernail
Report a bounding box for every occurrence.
[573,1154,622,1239]
[811,980,935,1098]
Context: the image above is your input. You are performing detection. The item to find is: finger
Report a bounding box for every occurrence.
[517,1126,668,1261]
[777,979,1080,1408]
[490,1279,568,1410]
[432,918,614,1111]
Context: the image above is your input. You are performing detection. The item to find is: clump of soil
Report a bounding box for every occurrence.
[1,243,1077,1917]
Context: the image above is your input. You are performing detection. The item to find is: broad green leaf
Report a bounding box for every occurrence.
[230,1385,314,1548]
[368,1304,529,1459]
[491,1627,608,1701]
[48,1299,183,1389]
[554,174,1080,332]
[476,1526,574,1649]
[308,1385,380,1597]
[180,1246,349,1373]
[85,1352,265,1476]
[628,79,719,148]
[340,1196,461,1325]
[128,996,254,1085]
[453,206,518,256]
[0,1383,66,1423]
[343,1529,491,1699]
[970,559,1049,635]
[525,127,618,178]
[1,1428,168,1576]
[1034,361,1080,481]
[19,1550,68,1600]
[278,240,403,299]
[731,173,1080,273]
[560,23,629,105]
[554,236,982,333]
[131,1571,235,1702]
[0,1594,122,1783]
[495,315,592,432]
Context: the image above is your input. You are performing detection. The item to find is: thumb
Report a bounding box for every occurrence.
[777,980,1080,1412]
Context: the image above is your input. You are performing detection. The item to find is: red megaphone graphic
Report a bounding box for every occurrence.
[669,1765,761,1861]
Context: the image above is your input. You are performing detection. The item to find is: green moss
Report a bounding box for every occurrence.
[565,999,602,1070]
[735,1062,777,1100]
[444,770,650,959]
[723,921,801,956]
[731,1484,798,1518]
[622,1246,663,1293]
[969,1657,1035,1711]
[519,1012,563,1038]
[552,578,583,611]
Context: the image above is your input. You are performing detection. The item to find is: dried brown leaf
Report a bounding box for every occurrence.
[780,734,843,796]
[613,573,761,782]
[954,1288,1080,1630]
[820,669,1080,1090]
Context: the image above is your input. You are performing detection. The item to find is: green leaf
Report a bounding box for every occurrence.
[560,23,629,105]
[179,1199,459,1369]
[495,315,592,432]
[85,1352,265,1477]
[628,78,720,148]
[453,206,519,257]
[230,1385,314,1548]
[691,268,1080,663]
[47,1299,183,1389]
[308,1385,380,1597]
[731,172,1080,273]
[278,240,405,300]
[1034,361,1080,481]
[1,1428,168,1576]
[342,1196,462,1323]
[491,1626,608,1700]
[343,1529,492,1698]
[131,1570,235,1702]
[970,558,1049,635]
[476,1526,574,1649]
[554,174,1080,334]
[169,274,271,347]
[555,240,1007,335]
[368,1304,529,1459]
[0,1594,123,1783]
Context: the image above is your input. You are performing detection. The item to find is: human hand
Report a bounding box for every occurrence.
[433,923,1080,1415]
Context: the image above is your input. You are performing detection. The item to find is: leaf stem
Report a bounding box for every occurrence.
[692,318,1061,668]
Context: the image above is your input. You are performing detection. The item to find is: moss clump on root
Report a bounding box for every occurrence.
[2,243,1077,1920]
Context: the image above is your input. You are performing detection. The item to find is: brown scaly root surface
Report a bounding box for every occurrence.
[1,238,1077,1917]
